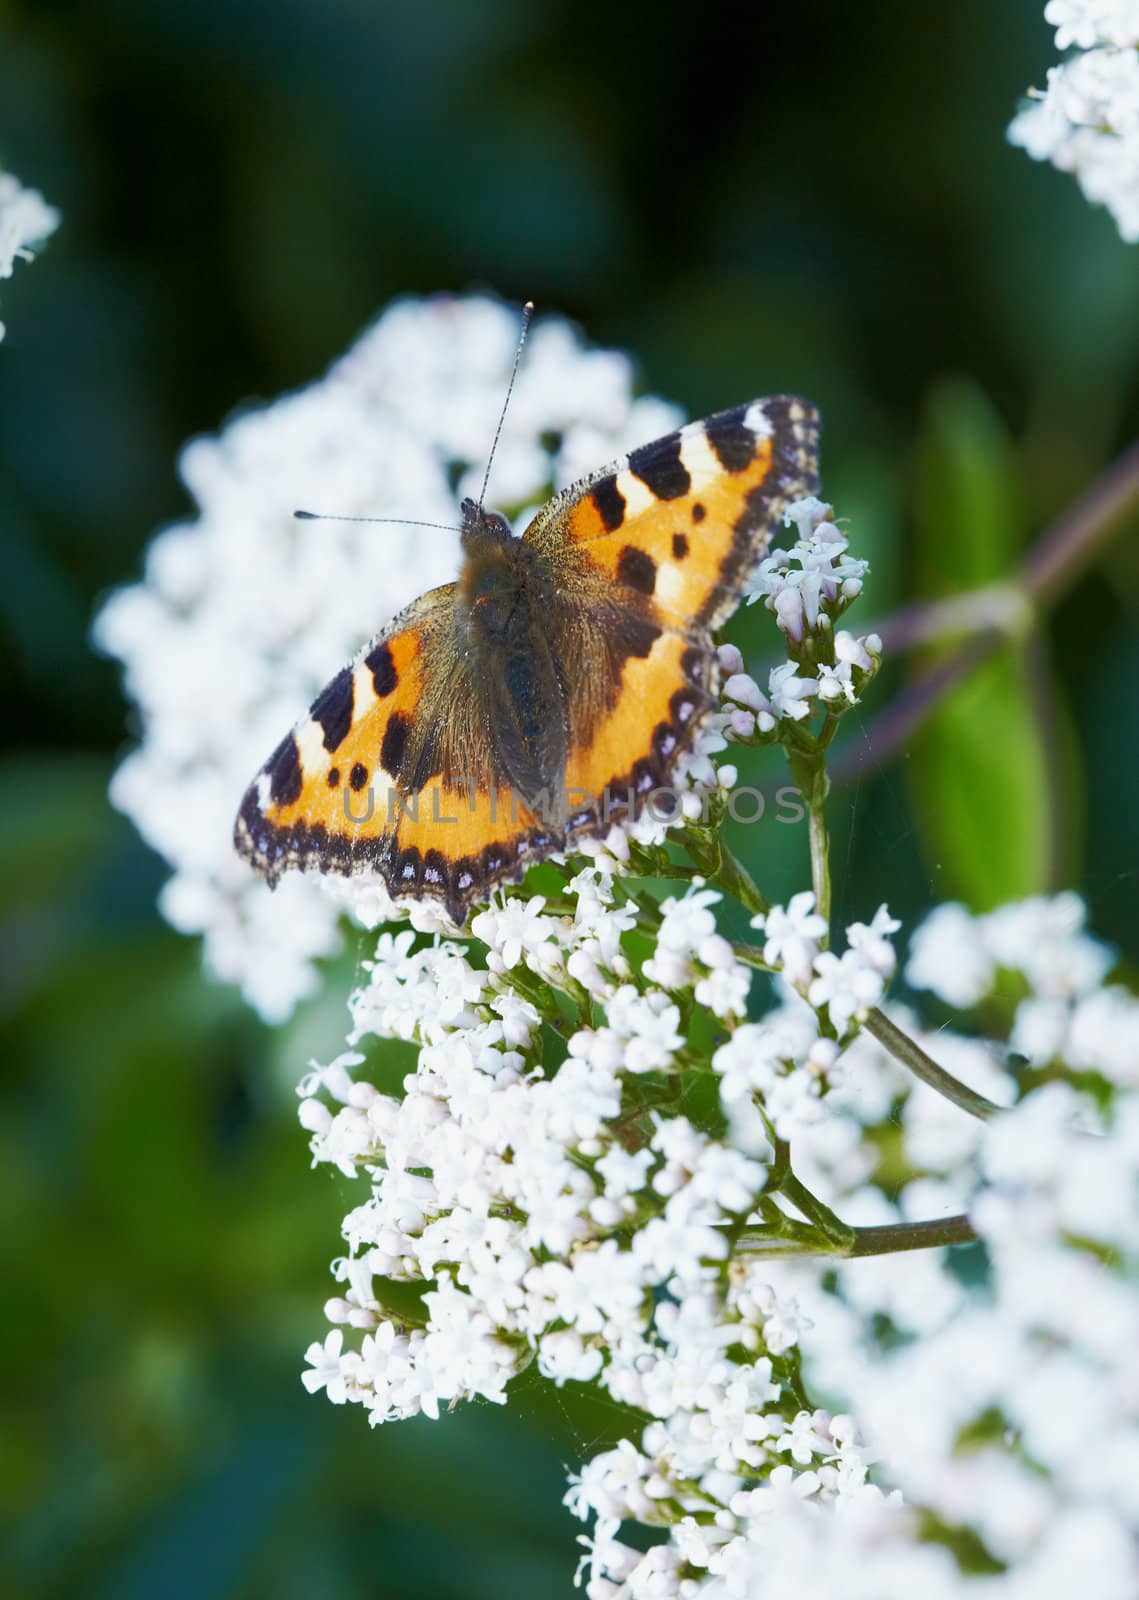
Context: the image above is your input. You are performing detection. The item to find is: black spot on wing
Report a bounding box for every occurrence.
[395,846,423,887]
[422,849,448,888]
[616,612,661,661]
[681,646,706,684]
[327,767,340,789]
[349,762,369,791]
[365,641,399,697]
[267,734,303,808]
[672,532,689,559]
[617,545,657,595]
[628,433,690,500]
[704,408,758,473]
[631,758,657,796]
[480,842,511,877]
[310,667,355,752]
[381,711,412,776]
[591,475,626,532]
[692,503,706,522]
[671,688,699,725]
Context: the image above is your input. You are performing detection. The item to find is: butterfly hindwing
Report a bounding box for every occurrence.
[560,626,716,821]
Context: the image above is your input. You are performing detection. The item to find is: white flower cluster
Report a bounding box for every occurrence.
[93,296,683,1020]
[1009,3,1139,241]
[774,1087,1139,1600]
[720,500,881,738]
[558,896,1139,1597]
[296,866,948,1595]
[907,891,1136,1086]
[1044,0,1139,50]
[567,1301,904,1600]
[298,869,800,1423]
[758,895,899,1034]
[0,169,59,341]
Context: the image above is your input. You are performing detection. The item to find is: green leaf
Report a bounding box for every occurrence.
[913,377,1025,592]
[905,377,1085,907]
[909,648,1054,909]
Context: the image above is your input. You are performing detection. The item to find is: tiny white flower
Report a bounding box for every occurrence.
[816,658,857,703]
[722,672,769,714]
[845,905,900,979]
[752,892,829,987]
[471,895,562,971]
[768,661,819,721]
[779,1408,833,1465]
[809,948,886,1035]
[782,496,834,539]
[301,1329,350,1403]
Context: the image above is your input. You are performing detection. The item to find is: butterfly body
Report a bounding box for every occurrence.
[235,396,821,922]
[454,496,573,828]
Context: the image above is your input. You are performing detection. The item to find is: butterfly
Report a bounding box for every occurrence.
[234,394,821,924]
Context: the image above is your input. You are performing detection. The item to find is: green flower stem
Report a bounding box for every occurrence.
[735,1210,978,1260]
[682,820,770,917]
[785,746,831,935]
[734,1218,830,1258]
[846,1214,978,1255]
[778,1172,856,1250]
[867,581,1033,658]
[713,843,770,917]
[806,802,830,933]
[863,1006,1002,1121]
[1024,436,1139,609]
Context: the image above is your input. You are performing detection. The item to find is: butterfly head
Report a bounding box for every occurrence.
[457,498,534,646]
[459,496,514,555]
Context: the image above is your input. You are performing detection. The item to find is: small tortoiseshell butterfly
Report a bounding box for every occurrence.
[235,382,820,924]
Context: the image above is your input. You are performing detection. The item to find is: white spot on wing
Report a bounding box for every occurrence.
[655,562,687,608]
[677,425,722,491]
[614,468,657,518]
[255,771,272,810]
[352,659,378,720]
[744,401,774,439]
[364,770,396,821]
[296,719,329,775]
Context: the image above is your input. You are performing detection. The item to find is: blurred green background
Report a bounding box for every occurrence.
[2,2,1137,1595]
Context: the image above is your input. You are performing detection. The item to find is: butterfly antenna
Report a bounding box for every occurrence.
[293,510,461,531]
[477,300,534,510]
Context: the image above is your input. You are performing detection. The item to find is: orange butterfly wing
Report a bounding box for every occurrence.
[234,587,554,921]
[529,395,821,820]
[524,396,820,630]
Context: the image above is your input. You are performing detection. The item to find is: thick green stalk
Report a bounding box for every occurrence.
[863,1007,1002,1121]
[735,1211,978,1260]
[785,746,831,936]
